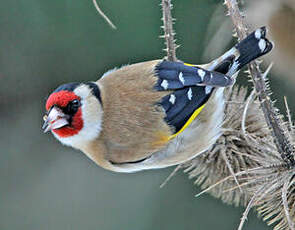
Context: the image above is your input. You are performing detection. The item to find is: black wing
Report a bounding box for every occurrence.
[155,61,229,134]
[159,85,212,132]
[154,61,233,90]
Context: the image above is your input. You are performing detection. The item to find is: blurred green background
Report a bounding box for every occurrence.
[0,0,293,229]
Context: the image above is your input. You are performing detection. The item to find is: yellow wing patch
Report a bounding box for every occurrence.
[184,62,197,67]
[168,104,206,140]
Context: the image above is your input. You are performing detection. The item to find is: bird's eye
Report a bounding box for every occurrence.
[66,99,81,114]
[71,99,80,107]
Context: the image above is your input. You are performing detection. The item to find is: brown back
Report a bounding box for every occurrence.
[98,60,172,163]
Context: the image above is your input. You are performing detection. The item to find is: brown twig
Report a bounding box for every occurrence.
[161,0,178,61]
[224,0,295,167]
[92,0,117,29]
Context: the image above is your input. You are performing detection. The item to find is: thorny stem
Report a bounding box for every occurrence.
[224,0,295,167]
[161,0,178,61]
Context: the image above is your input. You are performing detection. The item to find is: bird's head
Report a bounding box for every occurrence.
[42,82,103,148]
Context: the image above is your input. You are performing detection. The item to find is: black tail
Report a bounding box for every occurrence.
[235,26,273,67]
[213,27,273,76]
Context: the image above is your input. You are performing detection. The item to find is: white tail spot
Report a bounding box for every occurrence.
[178,72,185,85]
[161,80,169,90]
[169,94,176,104]
[258,39,266,52]
[255,29,262,39]
[187,88,193,100]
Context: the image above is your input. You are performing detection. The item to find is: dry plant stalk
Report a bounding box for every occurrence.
[154,0,295,229]
[161,0,178,61]
[184,86,295,229]
[223,1,295,229]
[92,0,116,29]
[182,1,295,230]
[224,0,295,167]
[158,1,295,229]
[184,87,272,206]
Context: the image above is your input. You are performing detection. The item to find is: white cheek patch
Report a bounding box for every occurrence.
[53,84,103,149]
[74,84,91,98]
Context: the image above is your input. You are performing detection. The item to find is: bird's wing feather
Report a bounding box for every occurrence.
[154,60,230,135]
[159,86,211,133]
[154,60,233,90]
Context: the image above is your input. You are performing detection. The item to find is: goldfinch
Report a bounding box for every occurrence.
[42,27,272,172]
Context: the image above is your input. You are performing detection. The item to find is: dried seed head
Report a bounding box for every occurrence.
[184,86,272,206]
[240,104,295,230]
[184,86,295,229]
[246,167,295,230]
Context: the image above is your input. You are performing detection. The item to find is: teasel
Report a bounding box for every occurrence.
[183,84,295,230]
[157,0,295,228]
[237,96,295,230]
[183,85,273,207]
[183,0,295,228]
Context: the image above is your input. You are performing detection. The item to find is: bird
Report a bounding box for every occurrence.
[42,27,273,173]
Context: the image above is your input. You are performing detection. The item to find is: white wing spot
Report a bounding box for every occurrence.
[198,69,206,80]
[258,39,266,52]
[169,94,176,104]
[161,80,169,90]
[187,88,193,100]
[255,29,262,39]
[178,72,185,85]
[205,86,213,94]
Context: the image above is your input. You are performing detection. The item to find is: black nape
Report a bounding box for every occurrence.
[86,82,103,105]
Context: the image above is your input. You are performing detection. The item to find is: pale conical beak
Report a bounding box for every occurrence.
[42,106,69,133]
